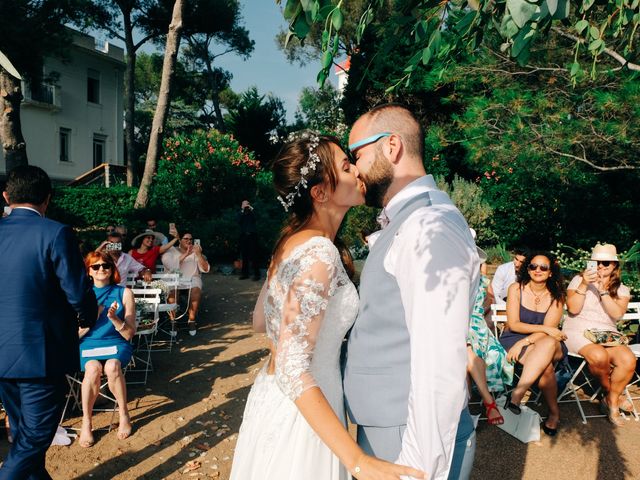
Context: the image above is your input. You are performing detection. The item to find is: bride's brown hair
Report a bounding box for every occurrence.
[271,134,354,278]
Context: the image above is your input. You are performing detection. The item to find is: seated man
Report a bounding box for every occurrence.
[98,231,150,286]
[490,247,527,305]
[162,231,210,336]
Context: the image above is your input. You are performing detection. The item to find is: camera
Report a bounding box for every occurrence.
[106,242,122,252]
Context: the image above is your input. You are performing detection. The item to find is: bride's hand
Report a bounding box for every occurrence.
[351,453,425,479]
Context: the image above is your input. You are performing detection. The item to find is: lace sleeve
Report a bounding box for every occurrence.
[274,241,340,401]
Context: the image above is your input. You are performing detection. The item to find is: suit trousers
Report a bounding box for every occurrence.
[356,407,476,480]
[0,377,68,480]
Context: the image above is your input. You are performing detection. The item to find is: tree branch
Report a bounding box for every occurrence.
[544,145,638,171]
[551,26,640,72]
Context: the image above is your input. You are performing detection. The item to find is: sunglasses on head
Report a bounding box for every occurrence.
[528,263,550,272]
[90,263,111,271]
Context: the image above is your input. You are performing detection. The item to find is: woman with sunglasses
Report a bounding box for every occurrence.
[78,251,136,447]
[499,251,566,436]
[564,243,635,426]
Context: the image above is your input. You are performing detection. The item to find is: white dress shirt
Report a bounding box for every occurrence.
[491,261,516,305]
[116,252,146,286]
[370,175,480,480]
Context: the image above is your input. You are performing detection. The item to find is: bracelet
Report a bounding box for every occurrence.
[353,466,361,475]
[599,291,610,297]
[117,321,126,332]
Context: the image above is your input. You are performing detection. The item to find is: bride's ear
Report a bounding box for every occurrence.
[310,184,329,203]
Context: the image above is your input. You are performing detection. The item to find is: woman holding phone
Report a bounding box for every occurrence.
[564,243,636,426]
[161,231,210,336]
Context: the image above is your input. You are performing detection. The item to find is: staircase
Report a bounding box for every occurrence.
[67,163,127,187]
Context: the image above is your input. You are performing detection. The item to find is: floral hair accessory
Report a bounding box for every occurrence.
[277,133,322,212]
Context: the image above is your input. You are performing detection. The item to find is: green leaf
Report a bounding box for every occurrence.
[429,30,442,51]
[293,15,311,38]
[582,0,595,11]
[589,25,600,40]
[507,0,538,28]
[512,24,535,57]
[331,8,344,31]
[588,38,604,51]
[422,47,432,65]
[455,11,477,34]
[575,19,589,34]
[416,20,428,43]
[283,0,301,20]
[499,15,520,38]
[546,0,558,15]
[569,61,580,76]
[321,50,332,69]
[551,0,570,19]
[316,69,327,86]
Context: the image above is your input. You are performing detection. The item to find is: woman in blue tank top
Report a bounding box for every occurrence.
[500,250,566,436]
[78,251,136,448]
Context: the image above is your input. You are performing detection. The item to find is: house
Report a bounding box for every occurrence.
[0,29,125,182]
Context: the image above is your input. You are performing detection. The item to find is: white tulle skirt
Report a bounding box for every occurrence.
[230,368,349,480]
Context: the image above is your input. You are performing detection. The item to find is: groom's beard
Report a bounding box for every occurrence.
[360,150,393,208]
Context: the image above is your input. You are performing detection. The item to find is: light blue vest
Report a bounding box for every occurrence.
[344,193,432,427]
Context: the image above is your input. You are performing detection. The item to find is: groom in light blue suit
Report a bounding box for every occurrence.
[344,105,480,480]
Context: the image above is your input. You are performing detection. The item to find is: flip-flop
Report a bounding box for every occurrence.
[619,398,634,414]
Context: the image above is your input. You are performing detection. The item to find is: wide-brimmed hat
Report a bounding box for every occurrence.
[131,229,163,248]
[591,243,619,262]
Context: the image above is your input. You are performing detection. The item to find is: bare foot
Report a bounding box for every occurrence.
[117,414,132,440]
[79,419,94,448]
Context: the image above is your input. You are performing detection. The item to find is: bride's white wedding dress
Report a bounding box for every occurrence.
[230,236,358,480]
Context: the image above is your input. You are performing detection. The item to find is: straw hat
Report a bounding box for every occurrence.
[131,229,163,248]
[590,243,619,262]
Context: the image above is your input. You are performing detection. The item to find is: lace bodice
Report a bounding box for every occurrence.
[263,236,358,402]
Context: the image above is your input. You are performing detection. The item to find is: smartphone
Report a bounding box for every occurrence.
[194,239,201,246]
[106,242,122,251]
[586,260,597,271]
[3,206,11,216]
[169,222,175,230]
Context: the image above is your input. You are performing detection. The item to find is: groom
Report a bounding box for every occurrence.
[343,104,481,479]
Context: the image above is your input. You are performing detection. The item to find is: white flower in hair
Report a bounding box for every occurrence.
[277,132,323,212]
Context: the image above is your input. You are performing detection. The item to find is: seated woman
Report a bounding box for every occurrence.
[563,243,636,426]
[129,225,179,273]
[78,251,137,447]
[500,251,567,436]
[162,231,210,336]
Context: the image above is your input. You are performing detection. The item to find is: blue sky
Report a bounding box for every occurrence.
[214,0,336,121]
[105,1,336,122]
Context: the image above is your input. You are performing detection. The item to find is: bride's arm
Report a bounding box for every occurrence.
[252,280,268,333]
[276,244,423,480]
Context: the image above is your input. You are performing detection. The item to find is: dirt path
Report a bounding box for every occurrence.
[2,272,639,479]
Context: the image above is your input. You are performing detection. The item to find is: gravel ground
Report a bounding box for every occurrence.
[2,271,639,479]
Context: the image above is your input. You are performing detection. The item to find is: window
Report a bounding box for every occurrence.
[59,128,71,163]
[93,134,106,167]
[87,68,100,104]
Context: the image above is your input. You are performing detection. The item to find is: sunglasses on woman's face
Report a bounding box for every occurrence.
[528,263,550,272]
[597,261,613,267]
[90,263,112,271]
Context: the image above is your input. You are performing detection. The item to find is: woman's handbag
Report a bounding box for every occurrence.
[583,329,629,347]
[495,395,541,443]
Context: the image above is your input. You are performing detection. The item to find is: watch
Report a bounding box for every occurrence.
[599,291,610,297]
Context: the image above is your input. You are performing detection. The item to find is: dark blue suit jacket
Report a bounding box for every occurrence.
[0,208,97,379]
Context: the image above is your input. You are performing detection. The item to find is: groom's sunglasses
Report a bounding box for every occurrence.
[348,132,392,152]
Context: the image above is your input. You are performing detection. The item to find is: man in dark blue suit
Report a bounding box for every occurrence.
[0,166,97,479]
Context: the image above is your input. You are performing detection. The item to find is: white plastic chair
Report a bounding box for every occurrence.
[128,288,161,385]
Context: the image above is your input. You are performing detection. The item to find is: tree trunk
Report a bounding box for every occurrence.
[134,0,184,209]
[205,60,225,132]
[0,69,28,171]
[123,12,137,186]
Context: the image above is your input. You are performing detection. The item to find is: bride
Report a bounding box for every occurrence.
[230,134,423,480]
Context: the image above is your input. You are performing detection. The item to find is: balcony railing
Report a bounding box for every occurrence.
[21,82,62,109]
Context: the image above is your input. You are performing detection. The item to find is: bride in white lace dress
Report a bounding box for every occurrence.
[230,135,423,480]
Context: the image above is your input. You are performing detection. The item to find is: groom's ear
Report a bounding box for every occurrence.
[385,134,403,165]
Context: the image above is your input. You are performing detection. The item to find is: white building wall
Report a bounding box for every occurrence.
[0,31,124,182]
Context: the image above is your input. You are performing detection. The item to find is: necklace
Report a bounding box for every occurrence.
[529,285,548,306]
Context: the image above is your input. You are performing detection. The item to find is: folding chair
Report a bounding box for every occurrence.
[128,288,161,385]
[490,303,508,338]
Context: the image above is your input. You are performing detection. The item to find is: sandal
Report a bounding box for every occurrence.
[483,400,504,425]
[504,391,521,415]
[619,397,634,414]
[187,321,197,337]
[601,398,625,427]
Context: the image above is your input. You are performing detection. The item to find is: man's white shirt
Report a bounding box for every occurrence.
[368,175,480,480]
[491,261,516,305]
